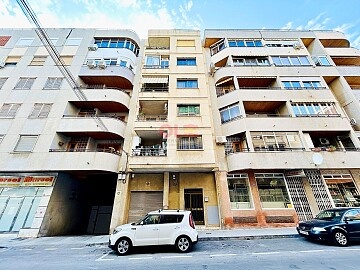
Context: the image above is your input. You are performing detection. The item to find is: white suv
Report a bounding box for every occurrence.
[109,210,198,255]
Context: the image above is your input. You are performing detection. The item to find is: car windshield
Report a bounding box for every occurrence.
[315,209,345,221]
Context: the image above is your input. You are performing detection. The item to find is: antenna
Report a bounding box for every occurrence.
[16,0,87,101]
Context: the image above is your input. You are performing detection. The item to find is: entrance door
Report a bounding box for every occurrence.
[184,189,204,225]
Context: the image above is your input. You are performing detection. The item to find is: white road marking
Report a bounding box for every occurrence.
[161,255,193,259]
[96,251,114,261]
[128,257,153,260]
[210,254,237,257]
[70,247,84,250]
[299,250,325,253]
[20,248,33,251]
[44,248,57,251]
[252,252,281,255]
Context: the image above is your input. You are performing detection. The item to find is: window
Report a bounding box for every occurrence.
[0,103,21,118]
[29,103,52,118]
[0,78,8,89]
[177,136,203,150]
[94,38,139,56]
[43,77,63,90]
[272,56,311,66]
[14,77,36,89]
[160,215,184,224]
[233,57,269,66]
[177,40,195,47]
[16,38,34,46]
[228,39,262,47]
[145,55,169,68]
[210,39,226,56]
[228,174,253,209]
[58,56,73,66]
[282,81,301,89]
[177,58,196,66]
[177,79,198,88]
[0,135,4,144]
[65,38,82,46]
[256,173,292,209]
[29,56,47,66]
[291,102,339,117]
[282,80,323,90]
[103,58,117,66]
[177,104,200,116]
[220,103,241,123]
[302,81,322,89]
[313,56,331,66]
[251,131,303,151]
[119,60,127,67]
[14,135,38,152]
[5,56,21,66]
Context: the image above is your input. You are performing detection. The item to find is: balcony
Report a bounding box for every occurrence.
[226,150,360,171]
[79,65,134,89]
[325,47,360,66]
[58,115,126,139]
[3,151,121,173]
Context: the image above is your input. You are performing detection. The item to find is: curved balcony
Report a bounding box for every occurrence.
[79,65,135,89]
[58,116,126,139]
[221,116,350,136]
[0,151,121,173]
[71,87,130,111]
[226,150,360,171]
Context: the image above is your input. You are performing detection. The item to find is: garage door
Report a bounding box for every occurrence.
[128,191,163,223]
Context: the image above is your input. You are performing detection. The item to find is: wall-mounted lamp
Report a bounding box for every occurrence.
[58,141,64,146]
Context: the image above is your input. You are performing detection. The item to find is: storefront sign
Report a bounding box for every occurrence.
[0,177,22,187]
[0,175,56,187]
[22,176,55,187]
[285,170,306,178]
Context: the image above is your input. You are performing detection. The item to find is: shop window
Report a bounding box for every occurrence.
[255,173,292,209]
[324,174,360,207]
[228,174,253,209]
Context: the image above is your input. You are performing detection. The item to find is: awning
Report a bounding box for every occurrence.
[142,76,168,84]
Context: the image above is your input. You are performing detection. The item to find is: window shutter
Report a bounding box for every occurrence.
[8,104,21,117]
[39,104,52,117]
[53,78,63,89]
[23,78,35,89]
[14,135,38,152]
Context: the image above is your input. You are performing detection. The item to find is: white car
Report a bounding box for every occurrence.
[109,209,198,255]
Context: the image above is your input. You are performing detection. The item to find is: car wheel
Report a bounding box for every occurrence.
[333,230,348,246]
[115,238,132,256]
[175,236,192,253]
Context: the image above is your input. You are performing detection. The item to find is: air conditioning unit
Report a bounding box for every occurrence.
[0,61,5,68]
[86,60,97,69]
[88,44,98,51]
[209,62,216,76]
[293,43,303,50]
[319,138,330,145]
[98,60,107,69]
[215,136,227,144]
[350,118,357,126]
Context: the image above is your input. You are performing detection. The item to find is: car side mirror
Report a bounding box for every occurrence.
[139,221,144,225]
[344,217,353,222]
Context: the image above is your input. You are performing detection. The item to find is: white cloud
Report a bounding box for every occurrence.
[281,22,293,30]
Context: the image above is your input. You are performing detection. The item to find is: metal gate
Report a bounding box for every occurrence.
[304,170,333,211]
[128,191,163,223]
[285,177,313,221]
[184,189,204,225]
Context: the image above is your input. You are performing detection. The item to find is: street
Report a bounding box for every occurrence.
[1,237,360,270]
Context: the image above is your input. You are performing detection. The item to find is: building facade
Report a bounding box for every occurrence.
[0,28,359,236]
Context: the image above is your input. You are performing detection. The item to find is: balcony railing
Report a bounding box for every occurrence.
[216,87,282,97]
[311,147,360,152]
[143,64,169,69]
[49,148,122,155]
[132,146,167,156]
[141,87,169,92]
[295,114,341,117]
[82,84,130,95]
[246,114,292,118]
[63,114,127,123]
[137,114,168,121]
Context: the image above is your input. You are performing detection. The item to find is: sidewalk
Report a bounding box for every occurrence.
[0,227,298,248]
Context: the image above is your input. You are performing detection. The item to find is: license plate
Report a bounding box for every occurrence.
[299,230,309,235]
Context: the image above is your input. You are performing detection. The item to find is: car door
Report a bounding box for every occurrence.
[343,210,360,239]
[134,214,160,246]
[158,214,183,245]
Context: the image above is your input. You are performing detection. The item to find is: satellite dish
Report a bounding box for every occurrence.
[312,153,323,166]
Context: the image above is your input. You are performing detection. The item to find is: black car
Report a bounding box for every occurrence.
[297,207,360,246]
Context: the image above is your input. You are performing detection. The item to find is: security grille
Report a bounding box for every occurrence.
[305,169,333,211]
[285,177,313,221]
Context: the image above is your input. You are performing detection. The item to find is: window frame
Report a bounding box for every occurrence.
[176,79,198,89]
[177,104,200,116]
[0,77,8,89]
[13,135,38,152]
[177,58,196,66]
[177,135,203,150]
[43,77,63,90]
[220,103,241,123]
[29,103,52,118]
[14,77,36,90]
[0,103,21,118]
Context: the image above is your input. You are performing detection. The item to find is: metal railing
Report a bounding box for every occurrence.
[136,114,168,121]
[62,114,127,123]
[49,148,122,155]
[246,114,292,118]
[141,87,169,92]
[216,87,282,97]
[143,64,169,69]
[82,84,130,95]
[132,146,167,156]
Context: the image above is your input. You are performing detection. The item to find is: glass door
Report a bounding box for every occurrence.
[0,197,23,232]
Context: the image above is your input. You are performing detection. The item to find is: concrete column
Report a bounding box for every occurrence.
[163,172,170,209]
[109,174,130,233]
[233,75,240,89]
[215,170,232,228]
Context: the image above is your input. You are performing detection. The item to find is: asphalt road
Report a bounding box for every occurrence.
[1,237,360,270]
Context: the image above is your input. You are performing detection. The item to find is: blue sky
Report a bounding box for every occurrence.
[1,0,360,47]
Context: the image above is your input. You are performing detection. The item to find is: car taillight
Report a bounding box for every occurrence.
[189,213,195,229]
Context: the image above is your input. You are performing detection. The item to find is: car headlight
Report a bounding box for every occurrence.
[312,227,326,232]
[112,227,122,234]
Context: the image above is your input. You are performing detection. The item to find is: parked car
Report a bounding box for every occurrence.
[296,207,360,246]
[109,209,198,255]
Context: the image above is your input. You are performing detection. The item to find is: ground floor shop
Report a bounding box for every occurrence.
[219,169,360,228]
[0,172,117,237]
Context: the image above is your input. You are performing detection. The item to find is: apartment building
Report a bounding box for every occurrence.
[203,29,360,227]
[0,28,141,236]
[0,28,360,237]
